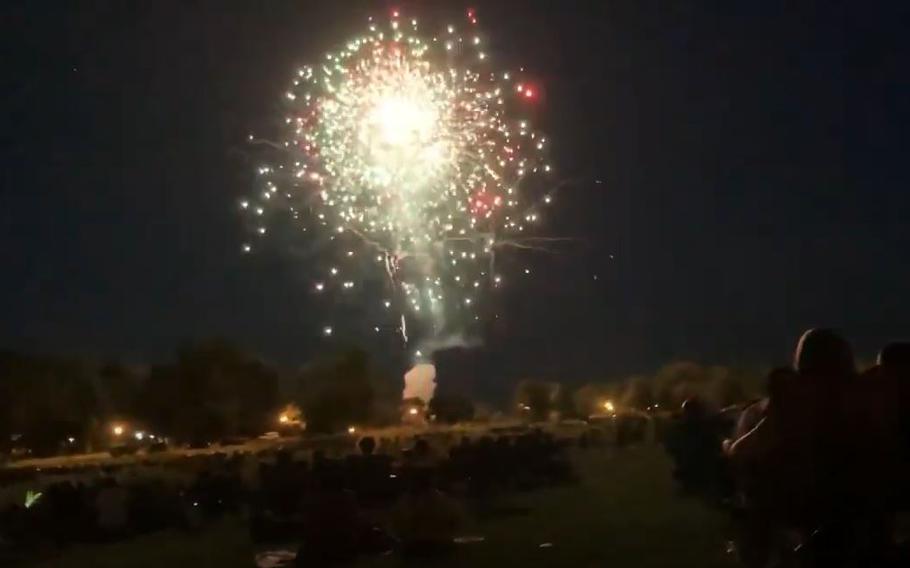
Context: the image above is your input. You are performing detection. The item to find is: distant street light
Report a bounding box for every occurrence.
[279,413,290,424]
[347,426,357,434]
[112,425,125,437]
[603,400,615,413]
[408,407,419,416]
[134,431,145,441]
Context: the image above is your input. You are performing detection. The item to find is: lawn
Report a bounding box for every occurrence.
[32,446,739,568]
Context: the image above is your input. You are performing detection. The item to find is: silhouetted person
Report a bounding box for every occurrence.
[727,330,871,565]
[666,397,727,499]
[777,329,855,520]
[348,436,393,507]
[879,342,910,451]
[726,367,795,491]
[726,368,796,568]
[858,342,910,510]
[95,478,129,539]
[260,449,304,518]
[358,436,376,456]
[409,438,435,466]
[391,469,464,558]
[297,469,362,565]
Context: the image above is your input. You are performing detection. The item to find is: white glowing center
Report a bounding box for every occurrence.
[362,90,449,192]
[352,69,452,193]
[370,95,437,148]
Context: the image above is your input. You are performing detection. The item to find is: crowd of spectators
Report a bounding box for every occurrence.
[665,329,910,566]
[0,428,582,565]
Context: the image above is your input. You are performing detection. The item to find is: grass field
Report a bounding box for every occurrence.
[31,446,739,568]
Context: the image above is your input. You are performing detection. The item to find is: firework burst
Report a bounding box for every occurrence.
[243,9,554,360]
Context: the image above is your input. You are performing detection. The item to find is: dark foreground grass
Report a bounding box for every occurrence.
[33,447,739,568]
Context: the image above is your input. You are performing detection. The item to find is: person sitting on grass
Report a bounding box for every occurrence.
[724,329,908,564]
[297,467,391,565]
[665,397,728,500]
[728,328,856,520]
[878,342,910,455]
[390,468,465,558]
[94,477,129,539]
[346,436,394,507]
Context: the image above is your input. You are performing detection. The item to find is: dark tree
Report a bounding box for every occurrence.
[573,383,615,417]
[137,340,279,442]
[707,372,748,408]
[555,384,580,420]
[514,379,558,422]
[97,362,141,418]
[621,376,654,409]
[0,352,98,455]
[653,362,710,408]
[298,348,375,434]
[428,393,475,424]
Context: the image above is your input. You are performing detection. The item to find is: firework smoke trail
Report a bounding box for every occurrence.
[242,9,555,362]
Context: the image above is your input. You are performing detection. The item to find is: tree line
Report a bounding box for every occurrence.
[514,361,763,422]
[0,341,400,456]
[1,341,761,456]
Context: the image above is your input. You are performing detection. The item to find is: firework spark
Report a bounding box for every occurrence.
[244,9,554,360]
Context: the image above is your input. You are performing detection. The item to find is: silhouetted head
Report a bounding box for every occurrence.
[358,436,376,456]
[878,342,910,376]
[275,449,292,466]
[413,438,430,456]
[794,329,855,377]
[681,397,706,420]
[408,467,434,493]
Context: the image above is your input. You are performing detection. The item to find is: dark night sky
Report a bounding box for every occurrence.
[1,1,906,387]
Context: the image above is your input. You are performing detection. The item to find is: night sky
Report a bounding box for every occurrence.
[2,1,906,387]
